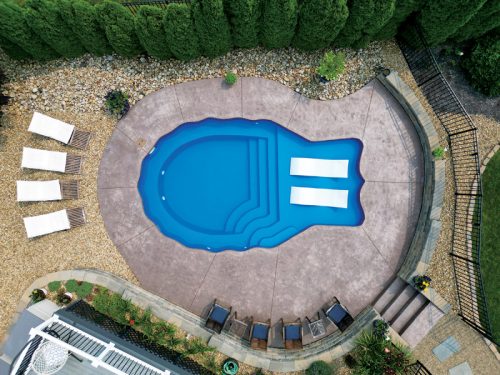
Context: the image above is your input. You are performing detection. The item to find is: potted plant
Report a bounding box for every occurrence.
[31,288,47,303]
[56,289,73,305]
[413,275,431,292]
[224,71,238,86]
[316,51,345,83]
[104,90,130,119]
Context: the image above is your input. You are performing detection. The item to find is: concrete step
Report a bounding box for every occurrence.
[373,277,407,314]
[401,302,445,348]
[382,285,417,323]
[391,292,428,333]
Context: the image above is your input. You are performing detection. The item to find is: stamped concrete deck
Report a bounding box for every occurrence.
[97,78,424,324]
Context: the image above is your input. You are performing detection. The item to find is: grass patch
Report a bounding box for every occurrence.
[48,280,61,293]
[481,151,500,342]
[64,279,79,293]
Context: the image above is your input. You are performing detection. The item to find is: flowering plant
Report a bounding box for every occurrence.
[413,275,431,292]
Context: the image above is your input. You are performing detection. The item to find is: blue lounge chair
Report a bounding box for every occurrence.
[323,297,354,332]
[282,319,303,349]
[205,299,231,334]
[250,320,270,350]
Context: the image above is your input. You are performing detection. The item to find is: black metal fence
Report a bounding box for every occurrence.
[404,361,433,375]
[10,336,43,375]
[122,0,190,13]
[397,25,495,343]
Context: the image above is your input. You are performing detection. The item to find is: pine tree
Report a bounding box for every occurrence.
[58,0,111,56]
[417,0,487,46]
[163,3,200,61]
[135,6,172,59]
[226,0,261,48]
[352,0,395,48]
[0,1,58,60]
[96,0,143,57]
[373,0,422,41]
[192,0,232,57]
[25,0,86,58]
[260,0,298,48]
[334,0,374,47]
[293,0,349,51]
[451,0,500,42]
[0,34,32,60]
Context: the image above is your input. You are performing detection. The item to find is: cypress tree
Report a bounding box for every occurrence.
[0,35,32,60]
[334,0,374,47]
[0,1,58,60]
[352,0,395,48]
[163,3,200,61]
[373,0,422,41]
[260,0,298,49]
[192,0,232,57]
[417,0,487,46]
[135,6,172,59]
[293,0,349,51]
[226,0,261,49]
[451,0,500,42]
[96,0,143,57]
[25,0,86,58]
[58,0,112,56]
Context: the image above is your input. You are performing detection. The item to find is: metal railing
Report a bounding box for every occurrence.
[405,360,432,375]
[122,0,190,13]
[397,25,495,343]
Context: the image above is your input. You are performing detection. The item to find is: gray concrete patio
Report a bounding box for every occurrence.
[97,77,424,324]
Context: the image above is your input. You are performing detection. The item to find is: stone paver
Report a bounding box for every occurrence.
[433,336,461,362]
[97,78,424,324]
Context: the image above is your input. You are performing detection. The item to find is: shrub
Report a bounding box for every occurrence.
[31,288,47,303]
[0,34,32,60]
[58,0,111,56]
[163,3,200,61]
[292,0,348,51]
[372,319,389,338]
[432,146,445,159]
[462,35,500,96]
[226,0,261,49]
[76,281,94,299]
[92,289,135,325]
[260,0,298,49]
[64,279,79,293]
[224,71,238,85]
[0,0,58,60]
[334,0,374,47]
[48,280,62,292]
[451,0,500,42]
[305,360,332,375]
[181,337,215,358]
[417,0,487,46]
[25,0,86,58]
[413,275,431,291]
[192,0,232,57]
[96,0,143,57]
[317,51,345,81]
[353,0,395,48]
[56,289,72,305]
[135,6,172,60]
[373,0,422,41]
[104,90,130,118]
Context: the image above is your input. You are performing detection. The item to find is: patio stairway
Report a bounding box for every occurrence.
[373,277,445,348]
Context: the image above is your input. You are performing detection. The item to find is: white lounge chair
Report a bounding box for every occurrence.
[290,187,348,208]
[23,208,86,238]
[17,180,79,202]
[21,147,83,174]
[290,158,348,178]
[28,112,91,149]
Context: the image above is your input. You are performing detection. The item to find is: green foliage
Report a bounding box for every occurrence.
[462,34,500,96]
[0,34,32,60]
[64,279,79,293]
[226,0,261,48]
[31,289,46,303]
[135,6,172,59]
[353,0,395,48]
[25,0,86,58]
[293,0,348,51]
[75,281,94,299]
[48,280,62,292]
[204,353,219,373]
[56,289,72,304]
[451,0,500,42]
[352,331,411,375]
[417,0,486,46]
[305,360,332,375]
[260,0,298,49]
[93,289,134,325]
[96,0,143,57]
[373,0,423,41]
[224,71,238,85]
[181,337,215,358]
[432,146,445,159]
[104,90,130,117]
[58,0,111,56]
[163,3,200,61]
[317,51,345,81]
[192,0,232,57]
[0,0,58,60]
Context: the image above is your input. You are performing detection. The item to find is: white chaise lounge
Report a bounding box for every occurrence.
[17,180,79,202]
[21,147,83,174]
[290,187,348,208]
[290,158,349,178]
[28,112,91,149]
[23,208,86,239]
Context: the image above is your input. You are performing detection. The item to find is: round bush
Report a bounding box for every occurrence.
[306,361,332,375]
[224,71,238,85]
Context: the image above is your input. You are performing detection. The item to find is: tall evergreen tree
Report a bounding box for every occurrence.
[373,0,422,41]
[25,0,86,58]
[0,0,58,60]
[96,0,143,57]
[334,0,374,47]
[451,0,500,42]
[0,35,32,60]
[192,0,232,57]
[135,6,172,59]
[353,0,395,47]
[417,0,486,46]
[163,3,200,61]
[293,0,349,51]
[260,0,298,48]
[226,0,261,49]
[58,0,111,56]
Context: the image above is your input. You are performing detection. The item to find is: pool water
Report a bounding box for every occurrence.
[138,118,364,251]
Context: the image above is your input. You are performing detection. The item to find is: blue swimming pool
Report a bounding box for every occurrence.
[138,118,364,252]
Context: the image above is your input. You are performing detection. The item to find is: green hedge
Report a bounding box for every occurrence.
[451,0,500,42]
[192,0,232,57]
[260,0,298,49]
[135,6,172,59]
[163,3,200,61]
[226,0,261,49]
